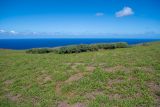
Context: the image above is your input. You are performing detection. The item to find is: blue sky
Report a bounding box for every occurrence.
[0,0,160,38]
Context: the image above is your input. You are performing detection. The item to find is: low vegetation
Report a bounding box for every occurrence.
[26,42,128,54]
[0,42,160,107]
[26,48,54,54]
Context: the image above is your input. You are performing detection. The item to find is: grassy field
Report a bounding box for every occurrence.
[0,42,160,107]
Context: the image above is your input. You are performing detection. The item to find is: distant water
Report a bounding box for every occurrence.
[0,38,159,50]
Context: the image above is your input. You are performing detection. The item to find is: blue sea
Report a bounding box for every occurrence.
[0,38,159,50]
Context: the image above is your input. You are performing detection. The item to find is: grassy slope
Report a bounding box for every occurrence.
[0,42,160,107]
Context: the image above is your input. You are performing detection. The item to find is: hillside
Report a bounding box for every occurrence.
[0,42,160,107]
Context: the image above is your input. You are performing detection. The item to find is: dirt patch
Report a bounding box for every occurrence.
[58,101,85,107]
[147,81,160,103]
[132,92,142,98]
[6,93,22,102]
[107,78,125,87]
[108,93,124,100]
[104,65,130,72]
[65,72,84,84]
[4,79,13,85]
[65,63,85,65]
[55,72,84,95]
[25,83,32,89]
[128,76,136,81]
[37,74,52,85]
[65,63,86,71]
[72,103,85,107]
[65,63,85,66]
[85,89,104,100]
[55,82,63,95]
[148,81,160,92]
[31,96,40,106]
[86,66,96,72]
[98,63,107,67]
[65,91,77,98]
[148,81,160,93]
[136,66,155,72]
[71,63,85,70]
[58,101,69,107]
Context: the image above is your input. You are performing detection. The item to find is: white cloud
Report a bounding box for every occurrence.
[0,29,5,33]
[10,30,17,34]
[0,29,19,35]
[115,7,134,17]
[96,12,104,16]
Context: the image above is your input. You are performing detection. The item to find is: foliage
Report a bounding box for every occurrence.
[26,42,129,54]
[56,42,128,54]
[115,42,129,48]
[26,48,54,54]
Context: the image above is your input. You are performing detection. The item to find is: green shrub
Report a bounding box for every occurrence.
[142,43,150,46]
[89,45,99,51]
[56,44,96,54]
[100,43,116,49]
[26,42,128,54]
[26,48,53,54]
[115,42,128,48]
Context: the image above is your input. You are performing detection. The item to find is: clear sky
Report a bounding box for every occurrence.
[0,0,160,38]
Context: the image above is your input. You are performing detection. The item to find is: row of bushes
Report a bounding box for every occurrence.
[57,44,98,54]
[26,42,128,54]
[26,48,54,54]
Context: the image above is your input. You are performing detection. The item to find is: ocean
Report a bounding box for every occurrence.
[0,38,159,50]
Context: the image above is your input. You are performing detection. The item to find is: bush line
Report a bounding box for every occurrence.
[26,42,128,54]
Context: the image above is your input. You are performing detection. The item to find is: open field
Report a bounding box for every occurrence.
[0,42,160,107]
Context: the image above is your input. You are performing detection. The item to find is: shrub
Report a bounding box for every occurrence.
[26,42,128,54]
[142,43,150,46]
[56,44,95,54]
[115,42,128,48]
[100,43,116,49]
[89,45,99,51]
[26,48,53,54]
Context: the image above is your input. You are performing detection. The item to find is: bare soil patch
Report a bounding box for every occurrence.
[148,81,160,92]
[4,79,13,85]
[104,65,130,72]
[5,93,22,102]
[55,72,85,95]
[108,93,124,100]
[107,78,125,87]
[86,66,96,72]
[37,74,52,85]
[85,89,104,100]
[108,92,143,100]
[64,63,86,71]
[98,63,107,67]
[65,72,84,84]
[147,81,160,104]
[71,103,85,107]
[136,66,155,72]
[55,82,63,95]
[58,101,85,107]
[71,63,85,70]
[58,101,69,107]
[31,96,40,106]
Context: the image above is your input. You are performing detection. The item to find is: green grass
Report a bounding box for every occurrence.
[0,42,160,107]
